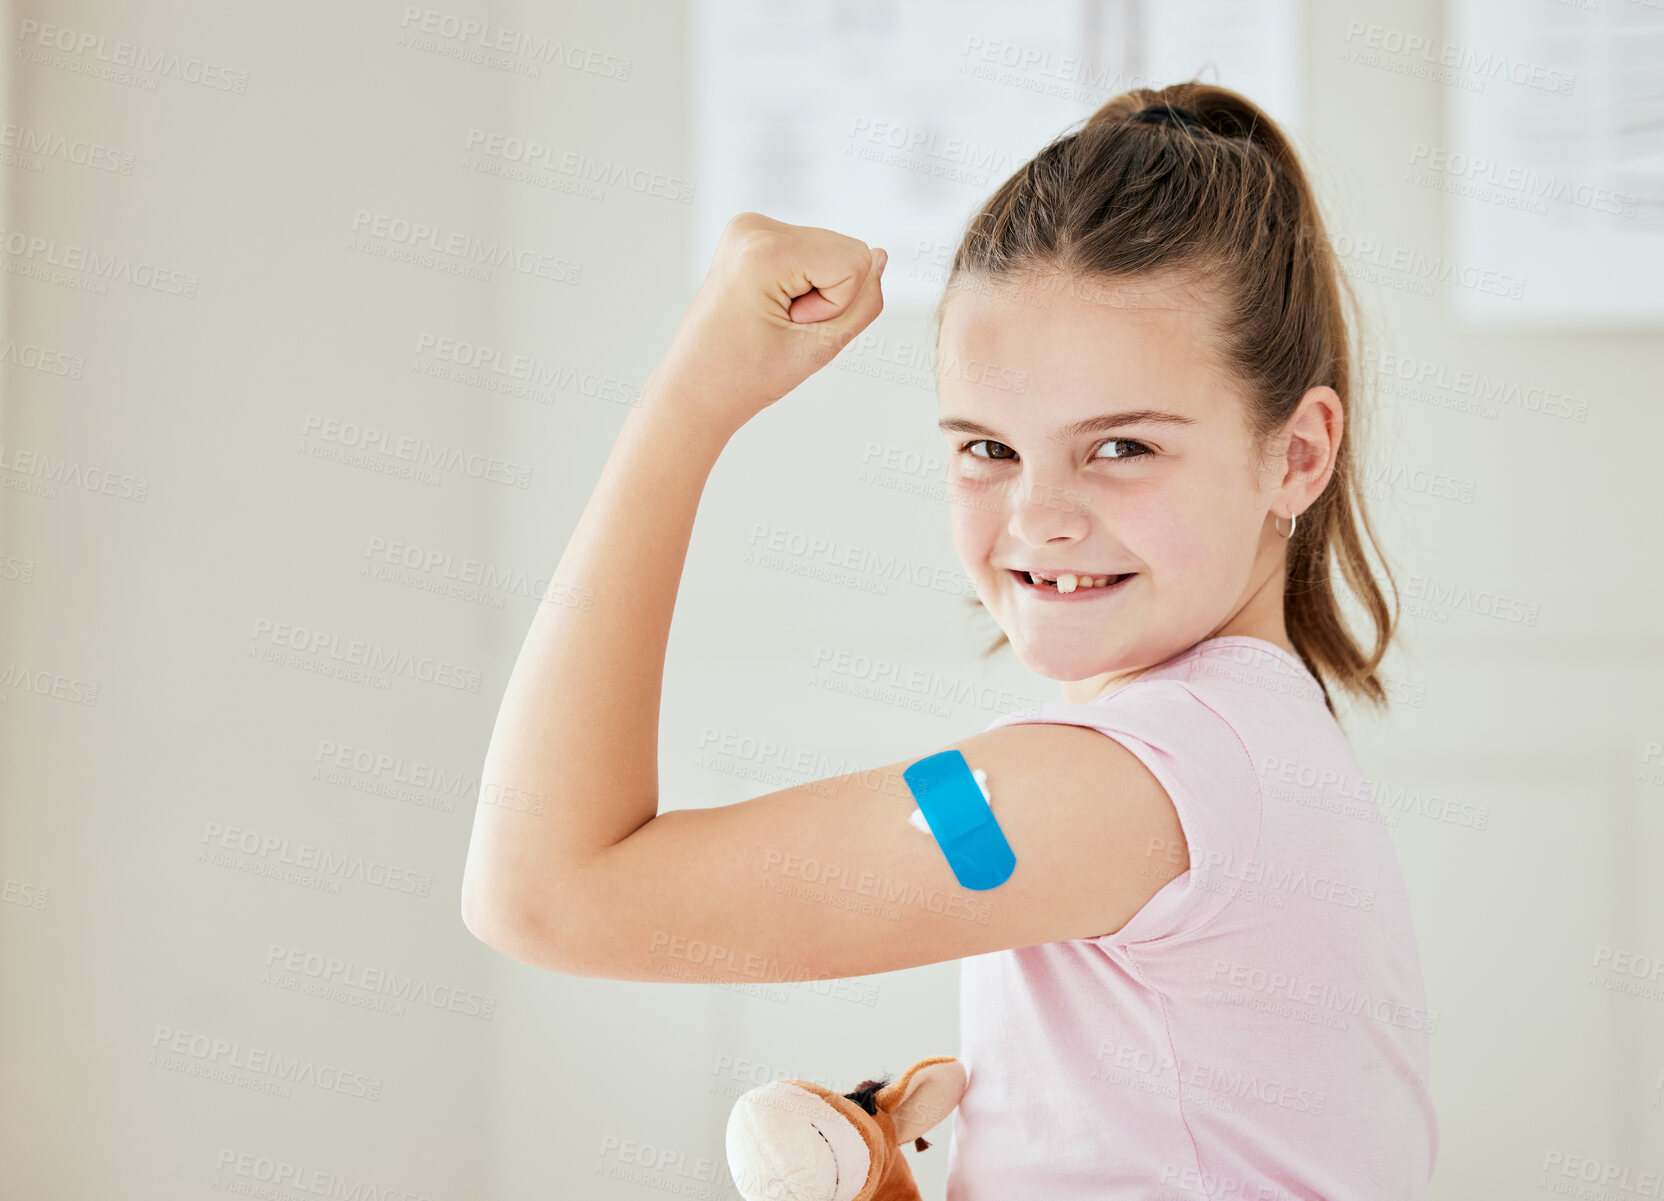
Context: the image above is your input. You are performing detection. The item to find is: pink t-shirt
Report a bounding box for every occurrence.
[944,636,1439,1200]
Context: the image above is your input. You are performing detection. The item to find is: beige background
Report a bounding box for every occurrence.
[2,2,1660,1198]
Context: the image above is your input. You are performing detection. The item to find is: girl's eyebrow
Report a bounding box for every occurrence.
[938,410,1199,441]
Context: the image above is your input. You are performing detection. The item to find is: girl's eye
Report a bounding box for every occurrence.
[962,439,1017,460]
[1094,437,1153,463]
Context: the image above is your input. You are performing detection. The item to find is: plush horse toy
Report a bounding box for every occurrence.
[725,1055,966,1201]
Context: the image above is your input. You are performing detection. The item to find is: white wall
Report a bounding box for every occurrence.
[2,1,1659,1198]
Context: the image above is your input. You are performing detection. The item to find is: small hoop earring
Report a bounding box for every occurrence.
[1275,512,1298,540]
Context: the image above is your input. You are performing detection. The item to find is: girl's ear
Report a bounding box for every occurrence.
[877,1057,968,1145]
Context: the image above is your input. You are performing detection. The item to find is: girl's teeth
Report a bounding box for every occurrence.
[1027,571,1119,593]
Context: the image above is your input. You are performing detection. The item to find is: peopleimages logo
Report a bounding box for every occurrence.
[299,413,533,490]
[349,210,582,284]
[1208,959,1440,1034]
[0,123,136,173]
[148,1025,382,1100]
[263,943,497,1019]
[0,226,198,297]
[0,336,85,377]
[199,821,434,897]
[396,6,633,80]
[249,617,484,693]
[14,19,252,92]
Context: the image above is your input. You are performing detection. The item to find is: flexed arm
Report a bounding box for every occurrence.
[460,214,890,943]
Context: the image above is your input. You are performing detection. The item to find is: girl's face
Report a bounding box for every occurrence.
[936,276,1306,700]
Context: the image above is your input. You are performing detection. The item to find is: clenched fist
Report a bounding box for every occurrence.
[646,212,888,434]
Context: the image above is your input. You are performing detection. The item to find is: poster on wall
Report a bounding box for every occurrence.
[689,0,1305,310]
[1445,0,1661,331]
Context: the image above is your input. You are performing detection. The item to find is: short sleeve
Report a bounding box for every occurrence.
[982,679,1263,948]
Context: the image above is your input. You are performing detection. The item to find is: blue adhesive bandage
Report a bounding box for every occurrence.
[902,749,1016,890]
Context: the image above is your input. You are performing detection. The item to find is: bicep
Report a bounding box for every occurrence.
[497,722,1190,981]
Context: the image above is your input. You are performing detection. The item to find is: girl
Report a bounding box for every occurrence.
[461,82,1438,1200]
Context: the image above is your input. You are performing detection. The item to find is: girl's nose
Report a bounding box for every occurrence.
[1005,474,1092,545]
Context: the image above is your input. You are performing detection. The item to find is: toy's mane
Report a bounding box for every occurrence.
[843,1076,890,1115]
[843,1074,932,1152]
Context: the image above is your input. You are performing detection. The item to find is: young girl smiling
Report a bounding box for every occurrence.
[463,82,1438,1200]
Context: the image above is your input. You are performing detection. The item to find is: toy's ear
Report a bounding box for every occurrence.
[876,1057,967,1146]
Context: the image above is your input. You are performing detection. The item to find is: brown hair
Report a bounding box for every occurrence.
[932,82,1398,717]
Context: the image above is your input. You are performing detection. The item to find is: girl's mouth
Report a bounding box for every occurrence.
[1008,569,1135,599]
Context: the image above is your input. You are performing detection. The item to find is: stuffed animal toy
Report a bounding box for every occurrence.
[725,1055,966,1201]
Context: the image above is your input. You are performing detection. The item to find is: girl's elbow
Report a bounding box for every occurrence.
[459,876,587,973]
[460,877,528,952]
